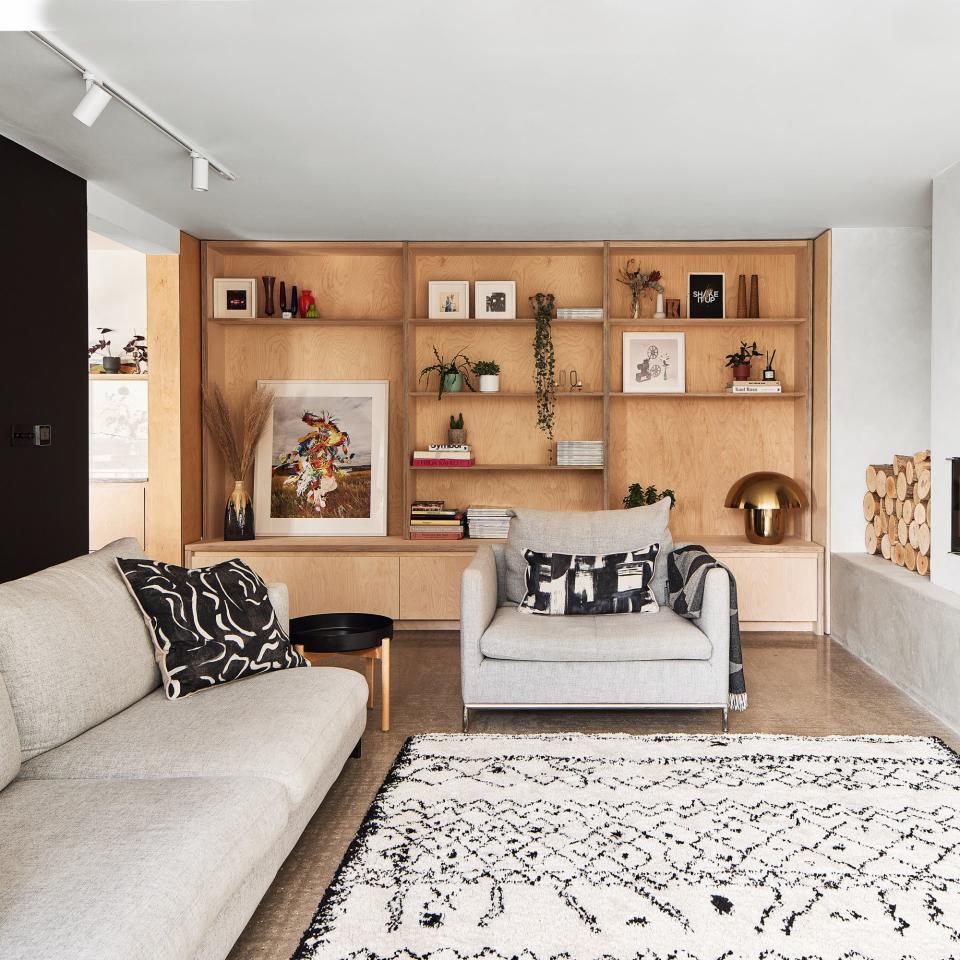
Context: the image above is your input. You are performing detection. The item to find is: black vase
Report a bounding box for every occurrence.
[290,285,299,319]
[224,481,255,540]
[262,276,276,317]
[279,281,287,315]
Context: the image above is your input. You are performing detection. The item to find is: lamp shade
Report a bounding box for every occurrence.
[724,472,808,511]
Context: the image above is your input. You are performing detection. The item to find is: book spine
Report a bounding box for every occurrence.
[409,532,465,540]
[412,459,475,467]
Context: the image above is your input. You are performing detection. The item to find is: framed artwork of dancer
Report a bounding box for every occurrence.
[253,379,389,536]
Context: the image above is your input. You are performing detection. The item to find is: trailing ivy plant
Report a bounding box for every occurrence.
[623,483,677,509]
[530,292,556,438]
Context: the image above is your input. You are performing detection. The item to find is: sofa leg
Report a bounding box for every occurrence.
[350,737,362,759]
[721,707,729,733]
[462,705,470,733]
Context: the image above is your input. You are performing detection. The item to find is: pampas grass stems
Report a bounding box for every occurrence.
[202,384,274,481]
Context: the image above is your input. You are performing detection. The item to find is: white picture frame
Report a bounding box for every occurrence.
[213,278,257,319]
[427,280,470,319]
[253,379,389,536]
[622,332,686,394]
[474,280,517,320]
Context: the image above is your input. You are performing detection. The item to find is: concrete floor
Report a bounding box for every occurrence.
[227,631,959,960]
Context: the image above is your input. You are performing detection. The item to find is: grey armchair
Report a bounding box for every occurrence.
[460,505,731,731]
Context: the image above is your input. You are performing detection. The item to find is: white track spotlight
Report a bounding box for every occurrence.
[191,152,209,192]
[72,72,111,126]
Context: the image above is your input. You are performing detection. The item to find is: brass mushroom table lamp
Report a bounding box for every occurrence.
[724,472,809,544]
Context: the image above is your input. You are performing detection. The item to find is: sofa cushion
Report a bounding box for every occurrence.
[480,606,712,662]
[505,501,674,606]
[116,557,308,700]
[0,675,20,790]
[0,774,287,960]
[20,665,367,808]
[519,546,659,615]
[0,538,159,761]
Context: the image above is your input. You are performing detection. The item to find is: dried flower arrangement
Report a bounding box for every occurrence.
[202,383,275,481]
[617,260,664,320]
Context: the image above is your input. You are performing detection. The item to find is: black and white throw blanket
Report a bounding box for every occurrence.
[668,544,747,710]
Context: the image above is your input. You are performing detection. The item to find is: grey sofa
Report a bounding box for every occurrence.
[0,538,367,960]
[460,502,731,730]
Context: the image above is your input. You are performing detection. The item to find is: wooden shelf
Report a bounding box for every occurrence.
[207,317,402,327]
[610,391,806,399]
[410,464,604,472]
[609,317,806,327]
[410,317,603,326]
[89,373,148,381]
[409,391,603,398]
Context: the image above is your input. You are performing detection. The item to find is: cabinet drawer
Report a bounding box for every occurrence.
[715,554,819,623]
[400,555,473,620]
[191,553,400,619]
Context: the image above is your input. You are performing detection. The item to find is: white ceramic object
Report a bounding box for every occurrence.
[479,374,500,393]
[654,292,666,319]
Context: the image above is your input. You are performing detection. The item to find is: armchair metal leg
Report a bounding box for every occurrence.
[462,705,470,733]
[721,707,729,733]
[350,737,362,759]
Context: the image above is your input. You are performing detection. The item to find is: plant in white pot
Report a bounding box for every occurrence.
[473,359,501,393]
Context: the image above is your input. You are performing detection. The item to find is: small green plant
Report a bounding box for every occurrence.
[418,346,474,399]
[450,412,464,430]
[623,483,677,510]
[472,360,500,376]
[725,340,763,368]
[88,327,114,358]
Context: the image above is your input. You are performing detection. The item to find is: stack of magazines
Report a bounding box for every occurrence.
[556,307,603,320]
[556,440,604,466]
[409,500,465,540]
[411,444,474,467]
[727,380,782,394]
[466,506,514,539]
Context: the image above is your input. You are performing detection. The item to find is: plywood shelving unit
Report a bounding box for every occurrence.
[193,238,823,630]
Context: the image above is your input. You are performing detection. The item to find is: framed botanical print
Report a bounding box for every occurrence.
[687,273,725,319]
[622,332,686,394]
[427,280,470,319]
[253,380,389,536]
[213,278,257,319]
[474,280,517,319]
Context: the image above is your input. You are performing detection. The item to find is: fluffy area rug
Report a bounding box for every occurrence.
[294,734,960,960]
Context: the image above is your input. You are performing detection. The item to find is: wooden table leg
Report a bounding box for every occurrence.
[380,635,390,732]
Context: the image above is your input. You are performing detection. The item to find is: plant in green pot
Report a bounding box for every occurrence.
[472,359,501,393]
[419,346,474,399]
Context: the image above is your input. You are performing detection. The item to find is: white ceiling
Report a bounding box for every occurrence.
[1,0,957,241]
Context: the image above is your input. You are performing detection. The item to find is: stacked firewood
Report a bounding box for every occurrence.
[863,450,931,576]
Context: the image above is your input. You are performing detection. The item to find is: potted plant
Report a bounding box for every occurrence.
[616,260,664,320]
[449,412,466,445]
[123,333,148,374]
[472,359,501,393]
[623,483,677,509]
[419,346,474,399]
[89,327,119,373]
[725,340,763,381]
[531,293,556,438]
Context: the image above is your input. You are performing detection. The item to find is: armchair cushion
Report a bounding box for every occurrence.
[505,501,673,605]
[480,606,712,662]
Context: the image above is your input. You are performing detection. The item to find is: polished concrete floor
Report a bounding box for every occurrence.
[228,631,959,960]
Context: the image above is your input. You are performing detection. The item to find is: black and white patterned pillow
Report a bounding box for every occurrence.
[519,545,660,616]
[116,557,308,699]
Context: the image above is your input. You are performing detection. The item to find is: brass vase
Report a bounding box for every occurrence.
[224,480,255,541]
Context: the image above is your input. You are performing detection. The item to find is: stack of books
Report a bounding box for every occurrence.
[556,307,603,320]
[466,506,514,539]
[556,440,604,466]
[727,380,782,394]
[409,500,465,540]
[411,444,475,467]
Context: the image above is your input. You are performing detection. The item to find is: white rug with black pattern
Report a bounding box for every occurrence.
[294,734,960,960]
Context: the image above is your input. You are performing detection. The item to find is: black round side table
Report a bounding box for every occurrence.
[290,613,393,731]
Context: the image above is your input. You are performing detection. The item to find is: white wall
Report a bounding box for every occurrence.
[931,163,960,592]
[830,227,931,553]
[88,234,147,348]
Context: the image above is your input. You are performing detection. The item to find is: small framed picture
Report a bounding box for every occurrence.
[687,273,725,319]
[214,278,256,319]
[428,281,470,319]
[475,281,517,320]
[622,332,686,394]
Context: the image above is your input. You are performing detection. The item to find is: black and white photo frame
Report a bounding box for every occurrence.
[475,281,517,320]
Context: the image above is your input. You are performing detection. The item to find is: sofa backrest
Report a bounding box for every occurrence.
[0,538,160,761]
[0,674,20,790]
[504,500,674,605]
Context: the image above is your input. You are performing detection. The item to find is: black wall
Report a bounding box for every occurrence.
[0,136,88,582]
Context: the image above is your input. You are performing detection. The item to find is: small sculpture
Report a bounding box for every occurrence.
[262,276,276,317]
[748,275,760,318]
[736,274,747,319]
[665,298,681,319]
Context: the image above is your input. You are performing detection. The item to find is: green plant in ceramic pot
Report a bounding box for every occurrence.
[725,340,763,381]
[623,483,677,509]
[419,346,474,399]
[472,359,501,393]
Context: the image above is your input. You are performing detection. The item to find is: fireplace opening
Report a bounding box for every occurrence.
[952,458,960,554]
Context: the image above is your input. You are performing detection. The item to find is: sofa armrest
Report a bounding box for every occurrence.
[691,566,731,665]
[266,582,290,637]
[460,545,498,682]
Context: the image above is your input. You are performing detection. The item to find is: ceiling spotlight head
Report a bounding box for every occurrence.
[191,152,209,192]
[72,72,111,127]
